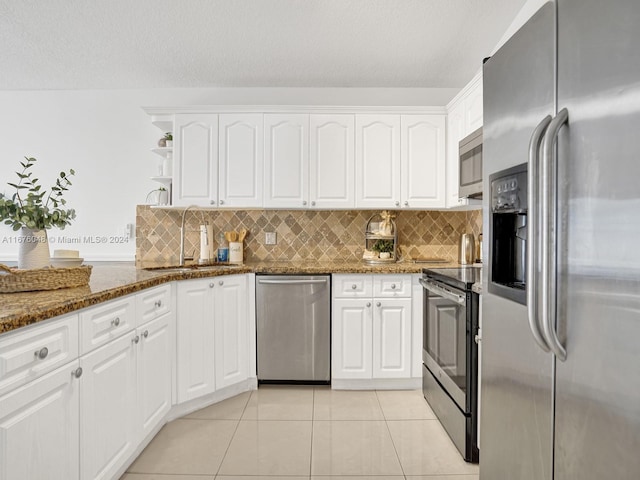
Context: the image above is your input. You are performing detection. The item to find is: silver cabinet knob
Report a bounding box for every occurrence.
[404,201,409,206]
[72,367,83,379]
[474,334,481,344]
[219,280,224,286]
[395,201,400,207]
[209,283,215,288]
[111,317,120,327]
[311,201,316,206]
[376,302,382,307]
[302,200,307,206]
[132,335,140,344]
[142,330,149,338]
[351,284,357,290]
[391,284,396,290]
[366,302,371,307]
[154,300,162,308]
[220,200,225,205]
[210,200,215,205]
[34,347,49,360]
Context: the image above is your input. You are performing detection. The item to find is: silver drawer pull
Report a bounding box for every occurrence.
[391,284,396,290]
[366,302,371,307]
[72,367,83,379]
[132,335,140,344]
[352,284,357,290]
[154,300,162,308]
[34,347,49,360]
[142,330,149,338]
[376,302,382,307]
[219,280,224,286]
[111,317,121,327]
[209,283,215,288]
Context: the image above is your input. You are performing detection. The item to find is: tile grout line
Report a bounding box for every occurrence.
[213,391,253,478]
[375,389,409,480]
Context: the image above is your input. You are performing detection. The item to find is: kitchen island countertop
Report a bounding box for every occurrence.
[0,259,459,334]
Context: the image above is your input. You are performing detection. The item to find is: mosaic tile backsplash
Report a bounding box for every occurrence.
[136,206,482,267]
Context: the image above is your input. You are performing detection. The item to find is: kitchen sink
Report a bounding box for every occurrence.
[146,264,242,273]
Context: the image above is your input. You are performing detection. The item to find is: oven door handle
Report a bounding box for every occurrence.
[419,278,466,305]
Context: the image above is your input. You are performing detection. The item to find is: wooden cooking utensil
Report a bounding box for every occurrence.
[238,229,247,242]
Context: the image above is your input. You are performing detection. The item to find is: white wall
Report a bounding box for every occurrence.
[0,87,457,262]
[491,0,549,54]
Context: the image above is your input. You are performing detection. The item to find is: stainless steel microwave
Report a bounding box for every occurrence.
[459,127,483,198]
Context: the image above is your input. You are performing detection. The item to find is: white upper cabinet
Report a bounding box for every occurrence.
[355,115,401,209]
[219,114,264,208]
[446,73,483,208]
[264,114,310,208]
[173,114,219,207]
[309,114,355,209]
[401,115,446,209]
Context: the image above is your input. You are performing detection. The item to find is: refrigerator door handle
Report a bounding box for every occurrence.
[527,115,553,353]
[541,108,569,361]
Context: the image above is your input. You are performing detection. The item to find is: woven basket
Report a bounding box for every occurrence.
[0,264,92,293]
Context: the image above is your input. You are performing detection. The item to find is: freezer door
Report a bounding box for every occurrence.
[555,0,640,478]
[480,3,555,480]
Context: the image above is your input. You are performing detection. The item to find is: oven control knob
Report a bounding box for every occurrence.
[475,334,481,344]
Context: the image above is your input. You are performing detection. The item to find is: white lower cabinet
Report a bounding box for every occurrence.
[137,312,172,440]
[332,274,412,382]
[214,275,248,390]
[0,360,81,480]
[80,332,138,480]
[176,275,248,402]
[372,298,412,378]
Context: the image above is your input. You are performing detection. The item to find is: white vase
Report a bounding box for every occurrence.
[18,228,51,269]
[162,154,173,176]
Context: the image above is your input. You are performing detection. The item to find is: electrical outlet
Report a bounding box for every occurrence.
[265,232,277,245]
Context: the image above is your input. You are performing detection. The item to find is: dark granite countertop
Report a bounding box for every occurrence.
[0,259,459,335]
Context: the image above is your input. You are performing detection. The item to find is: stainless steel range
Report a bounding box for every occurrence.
[419,267,480,463]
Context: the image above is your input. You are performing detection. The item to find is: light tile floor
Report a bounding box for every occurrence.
[122,386,479,480]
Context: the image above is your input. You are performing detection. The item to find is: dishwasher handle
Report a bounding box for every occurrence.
[257,278,328,286]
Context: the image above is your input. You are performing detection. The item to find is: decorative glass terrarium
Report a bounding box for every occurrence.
[363,211,398,264]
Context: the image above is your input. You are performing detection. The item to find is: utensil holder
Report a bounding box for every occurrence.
[229,242,243,264]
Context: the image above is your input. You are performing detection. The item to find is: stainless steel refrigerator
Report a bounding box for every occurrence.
[481,1,640,479]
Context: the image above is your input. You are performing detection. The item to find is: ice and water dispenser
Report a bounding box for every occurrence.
[488,163,528,305]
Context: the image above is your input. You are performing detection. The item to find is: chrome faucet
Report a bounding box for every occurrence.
[179,205,197,266]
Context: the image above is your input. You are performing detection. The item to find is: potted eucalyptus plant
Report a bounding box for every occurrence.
[0,157,76,269]
[371,239,394,260]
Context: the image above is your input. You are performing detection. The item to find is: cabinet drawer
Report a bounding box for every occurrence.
[79,296,135,354]
[0,314,78,397]
[332,275,373,298]
[373,274,412,297]
[136,283,172,327]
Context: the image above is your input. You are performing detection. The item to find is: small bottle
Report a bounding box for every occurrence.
[217,233,228,263]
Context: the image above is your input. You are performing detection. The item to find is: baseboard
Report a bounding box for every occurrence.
[331,377,421,390]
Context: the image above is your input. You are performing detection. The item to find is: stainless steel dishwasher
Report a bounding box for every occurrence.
[256,274,330,383]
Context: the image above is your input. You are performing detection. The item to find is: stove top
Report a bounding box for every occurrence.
[422,266,482,291]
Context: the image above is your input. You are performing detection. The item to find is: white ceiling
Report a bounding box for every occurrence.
[0,0,526,90]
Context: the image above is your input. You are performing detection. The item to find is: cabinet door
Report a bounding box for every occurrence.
[332,298,372,379]
[176,279,215,403]
[355,115,401,208]
[173,114,218,207]
[80,333,137,480]
[214,275,248,389]
[309,114,355,209]
[465,77,483,133]
[137,313,172,441]
[264,114,309,208]
[219,114,263,208]
[0,361,80,480]
[446,102,465,208]
[401,115,446,208]
[373,298,411,378]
